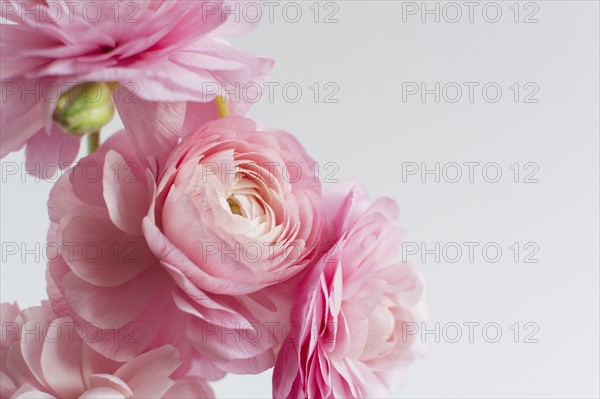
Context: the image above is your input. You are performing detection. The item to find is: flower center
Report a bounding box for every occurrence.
[227,197,243,216]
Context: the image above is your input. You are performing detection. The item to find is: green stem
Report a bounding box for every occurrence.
[87,131,100,154]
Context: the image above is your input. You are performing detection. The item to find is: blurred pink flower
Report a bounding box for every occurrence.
[0,302,212,399]
[46,125,301,377]
[273,183,426,398]
[0,0,272,177]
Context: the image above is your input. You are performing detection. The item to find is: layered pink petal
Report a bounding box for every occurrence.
[1,302,213,398]
[2,0,271,176]
[273,184,425,398]
[103,150,151,236]
[113,91,184,170]
[57,206,154,287]
[24,125,80,179]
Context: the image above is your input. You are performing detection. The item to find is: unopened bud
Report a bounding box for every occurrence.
[53,82,115,135]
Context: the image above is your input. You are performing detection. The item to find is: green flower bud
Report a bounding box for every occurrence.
[53,82,115,136]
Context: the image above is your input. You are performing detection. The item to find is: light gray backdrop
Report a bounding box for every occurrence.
[1,1,599,398]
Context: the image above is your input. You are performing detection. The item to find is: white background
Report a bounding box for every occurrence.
[1,1,599,398]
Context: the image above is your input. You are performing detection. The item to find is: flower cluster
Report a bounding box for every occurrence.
[1,1,425,398]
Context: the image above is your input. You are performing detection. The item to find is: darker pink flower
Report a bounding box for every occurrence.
[273,183,425,398]
[1,0,272,177]
[0,302,212,399]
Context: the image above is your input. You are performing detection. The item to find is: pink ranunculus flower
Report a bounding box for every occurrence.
[46,127,299,377]
[273,183,426,398]
[0,302,20,398]
[144,116,326,296]
[0,302,213,399]
[1,0,273,177]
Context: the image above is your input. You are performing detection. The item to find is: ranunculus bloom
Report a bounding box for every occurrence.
[0,302,212,399]
[145,116,325,295]
[47,125,302,377]
[273,183,425,398]
[1,0,272,176]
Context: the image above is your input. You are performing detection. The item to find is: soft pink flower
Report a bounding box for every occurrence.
[0,302,212,399]
[273,183,425,398]
[145,116,326,296]
[1,0,272,177]
[46,126,300,377]
[0,302,20,398]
